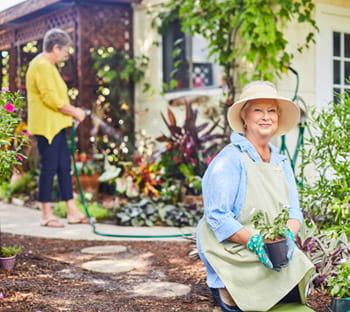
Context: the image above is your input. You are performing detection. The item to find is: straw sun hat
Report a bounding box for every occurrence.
[227,81,300,136]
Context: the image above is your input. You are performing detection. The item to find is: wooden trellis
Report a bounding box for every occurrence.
[0,0,140,151]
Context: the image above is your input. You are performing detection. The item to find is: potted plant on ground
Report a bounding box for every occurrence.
[326,261,350,312]
[0,244,22,271]
[72,152,103,194]
[251,209,289,268]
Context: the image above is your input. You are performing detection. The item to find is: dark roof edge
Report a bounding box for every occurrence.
[0,0,141,26]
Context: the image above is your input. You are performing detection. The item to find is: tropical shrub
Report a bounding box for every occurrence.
[156,99,225,193]
[300,92,350,237]
[297,222,350,292]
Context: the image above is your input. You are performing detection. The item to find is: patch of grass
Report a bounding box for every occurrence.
[53,199,112,220]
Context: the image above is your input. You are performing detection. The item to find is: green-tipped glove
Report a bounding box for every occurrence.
[247,234,278,271]
[282,228,296,266]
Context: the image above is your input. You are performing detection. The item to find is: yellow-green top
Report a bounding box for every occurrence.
[26,54,72,144]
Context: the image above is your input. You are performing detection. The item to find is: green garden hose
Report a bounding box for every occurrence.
[279,67,310,187]
[70,123,193,238]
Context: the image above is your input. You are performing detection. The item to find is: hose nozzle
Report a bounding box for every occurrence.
[83,109,92,116]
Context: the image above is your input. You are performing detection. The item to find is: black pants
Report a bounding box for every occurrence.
[36,129,73,202]
[279,286,301,303]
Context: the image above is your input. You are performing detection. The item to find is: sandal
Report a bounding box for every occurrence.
[40,218,64,228]
[67,215,92,224]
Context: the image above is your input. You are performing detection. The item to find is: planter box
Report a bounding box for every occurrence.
[327,298,350,312]
[264,238,288,268]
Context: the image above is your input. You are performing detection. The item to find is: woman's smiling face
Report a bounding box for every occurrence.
[241,99,279,140]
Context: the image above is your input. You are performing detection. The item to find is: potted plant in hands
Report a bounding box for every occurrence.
[251,209,289,268]
[326,261,350,312]
[0,244,22,271]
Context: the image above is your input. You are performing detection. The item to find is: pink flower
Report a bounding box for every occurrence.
[16,154,23,162]
[1,87,9,92]
[173,156,181,163]
[21,131,31,136]
[3,103,15,112]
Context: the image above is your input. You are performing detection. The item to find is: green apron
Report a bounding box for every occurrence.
[199,152,315,312]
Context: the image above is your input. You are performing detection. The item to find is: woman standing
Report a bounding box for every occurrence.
[197,81,314,312]
[26,28,88,227]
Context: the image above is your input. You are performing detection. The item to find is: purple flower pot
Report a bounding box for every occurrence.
[0,255,17,270]
[264,238,288,268]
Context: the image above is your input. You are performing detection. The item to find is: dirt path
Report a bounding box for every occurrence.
[0,233,329,311]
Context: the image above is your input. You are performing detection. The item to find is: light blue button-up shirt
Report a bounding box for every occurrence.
[196,132,303,288]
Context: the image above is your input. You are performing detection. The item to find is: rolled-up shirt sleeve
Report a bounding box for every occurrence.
[282,159,303,224]
[202,146,245,242]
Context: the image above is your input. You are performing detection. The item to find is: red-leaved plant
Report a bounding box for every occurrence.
[156,98,226,181]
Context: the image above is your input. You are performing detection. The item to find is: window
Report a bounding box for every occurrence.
[333,31,350,101]
[162,19,221,92]
[315,3,350,106]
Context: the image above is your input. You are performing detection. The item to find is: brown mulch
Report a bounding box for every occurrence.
[0,233,330,312]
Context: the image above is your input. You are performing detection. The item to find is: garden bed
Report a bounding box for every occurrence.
[0,233,330,311]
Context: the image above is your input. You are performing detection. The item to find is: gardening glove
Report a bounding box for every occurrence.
[282,228,295,266]
[247,234,279,271]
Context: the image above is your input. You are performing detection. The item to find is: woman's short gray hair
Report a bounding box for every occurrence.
[43,28,72,52]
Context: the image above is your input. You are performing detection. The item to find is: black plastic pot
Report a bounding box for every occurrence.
[326,297,350,312]
[264,238,288,268]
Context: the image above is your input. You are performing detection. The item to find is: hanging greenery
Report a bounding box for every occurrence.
[90,47,149,161]
[154,0,318,105]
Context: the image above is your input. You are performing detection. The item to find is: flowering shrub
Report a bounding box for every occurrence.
[116,157,163,198]
[0,89,29,183]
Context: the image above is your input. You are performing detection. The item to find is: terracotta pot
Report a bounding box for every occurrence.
[72,174,100,194]
[182,195,203,206]
[0,255,17,270]
[264,238,288,268]
[327,297,350,312]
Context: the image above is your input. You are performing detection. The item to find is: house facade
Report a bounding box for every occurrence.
[132,0,350,157]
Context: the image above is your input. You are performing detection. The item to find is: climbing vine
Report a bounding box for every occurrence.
[154,0,318,105]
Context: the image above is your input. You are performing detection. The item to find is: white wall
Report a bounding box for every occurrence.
[315,3,350,108]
